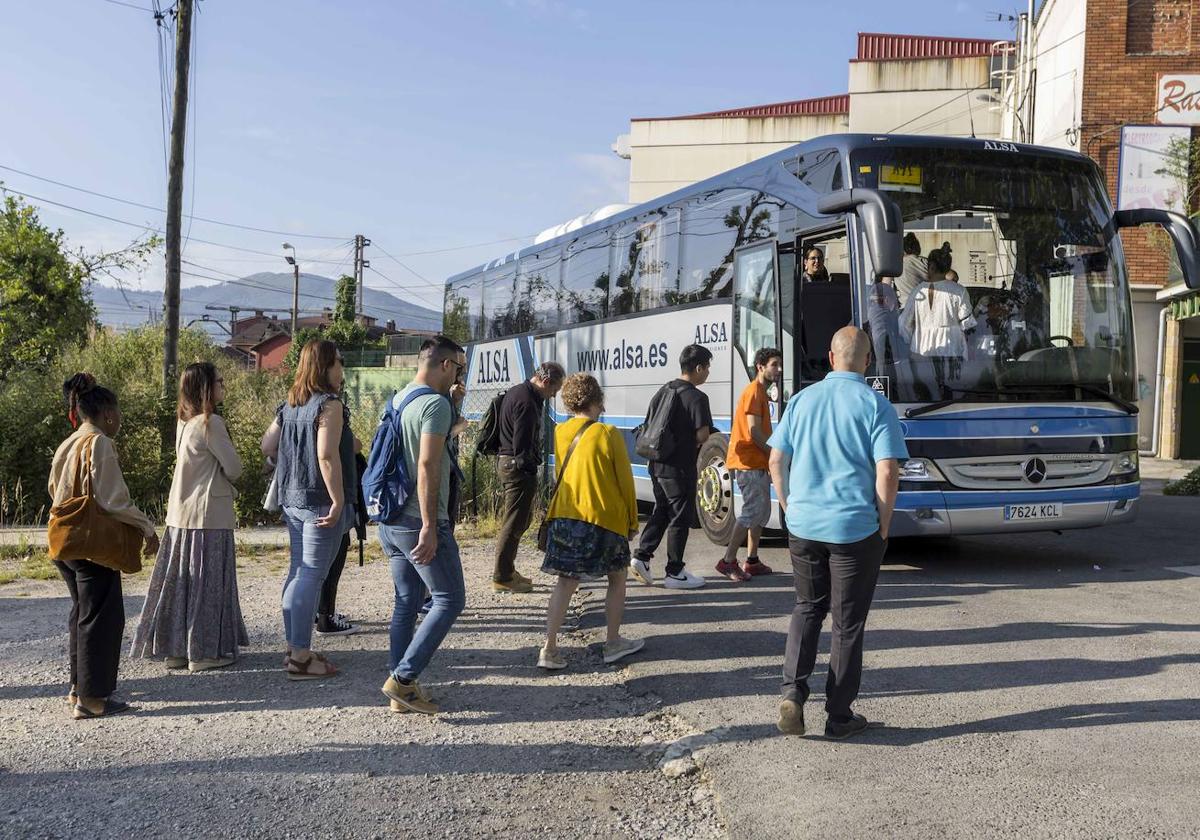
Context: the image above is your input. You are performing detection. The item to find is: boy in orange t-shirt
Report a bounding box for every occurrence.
[717,347,782,581]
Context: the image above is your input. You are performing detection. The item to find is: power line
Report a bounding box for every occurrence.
[102,0,155,11]
[0,163,352,240]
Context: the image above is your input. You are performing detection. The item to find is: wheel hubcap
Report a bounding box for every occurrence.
[698,458,732,525]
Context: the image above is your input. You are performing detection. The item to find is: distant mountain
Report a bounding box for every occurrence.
[91,272,443,338]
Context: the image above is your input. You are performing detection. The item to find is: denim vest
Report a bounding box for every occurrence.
[276,393,357,510]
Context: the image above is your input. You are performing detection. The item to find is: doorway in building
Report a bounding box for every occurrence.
[1182,339,1200,460]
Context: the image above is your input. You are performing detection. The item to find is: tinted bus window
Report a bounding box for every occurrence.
[679,189,782,303]
[443,274,484,343]
[563,230,611,323]
[612,209,680,316]
[483,264,519,339]
[519,249,563,333]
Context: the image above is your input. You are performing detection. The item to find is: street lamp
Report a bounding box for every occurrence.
[282,242,298,337]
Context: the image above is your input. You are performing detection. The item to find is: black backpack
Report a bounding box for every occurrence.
[634,382,683,462]
[474,389,508,457]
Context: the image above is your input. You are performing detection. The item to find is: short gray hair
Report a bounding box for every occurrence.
[533,361,566,386]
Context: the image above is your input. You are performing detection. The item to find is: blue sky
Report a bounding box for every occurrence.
[0,0,1021,314]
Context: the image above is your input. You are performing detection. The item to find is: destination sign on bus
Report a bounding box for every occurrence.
[879,164,923,192]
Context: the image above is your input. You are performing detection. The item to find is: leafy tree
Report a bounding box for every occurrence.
[282,326,324,370]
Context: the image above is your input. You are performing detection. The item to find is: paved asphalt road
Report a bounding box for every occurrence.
[596,489,1200,838]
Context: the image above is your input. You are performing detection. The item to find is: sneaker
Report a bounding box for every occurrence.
[188,657,235,673]
[418,596,433,616]
[777,699,806,735]
[824,712,869,740]
[381,675,438,715]
[630,557,654,586]
[537,647,568,670]
[743,558,773,576]
[715,559,751,582]
[315,613,361,636]
[512,570,534,587]
[493,576,533,594]
[664,568,706,589]
[602,636,645,664]
[164,656,188,669]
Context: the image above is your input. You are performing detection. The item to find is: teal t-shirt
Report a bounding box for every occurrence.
[766,372,909,543]
[393,384,453,522]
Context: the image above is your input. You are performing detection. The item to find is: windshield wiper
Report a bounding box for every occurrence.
[996,382,1138,415]
[904,388,1000,418]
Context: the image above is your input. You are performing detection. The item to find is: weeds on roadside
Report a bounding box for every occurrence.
[0,537,57,584]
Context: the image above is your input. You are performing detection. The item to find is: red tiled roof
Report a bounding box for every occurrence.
[853,32,1009,62]
[633,94,850,122]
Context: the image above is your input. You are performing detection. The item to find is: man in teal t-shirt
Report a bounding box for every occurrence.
[767,326,907,741]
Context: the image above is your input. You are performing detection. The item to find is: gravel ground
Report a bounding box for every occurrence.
[0,534,726,840]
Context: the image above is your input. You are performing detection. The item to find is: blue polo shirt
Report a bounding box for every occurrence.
[767,372,909,544]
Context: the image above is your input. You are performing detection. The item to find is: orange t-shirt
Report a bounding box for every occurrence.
[726,380,771,471]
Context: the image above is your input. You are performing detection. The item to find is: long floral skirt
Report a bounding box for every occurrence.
[540,518,630,581]
[130,527,249,661]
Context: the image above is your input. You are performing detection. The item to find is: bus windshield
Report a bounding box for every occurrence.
[852,146,1136,406]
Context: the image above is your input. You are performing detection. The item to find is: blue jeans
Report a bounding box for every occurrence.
[379,516,465,681]
[281,505,351,650]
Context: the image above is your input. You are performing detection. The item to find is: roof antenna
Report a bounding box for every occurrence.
[968,89,977,139]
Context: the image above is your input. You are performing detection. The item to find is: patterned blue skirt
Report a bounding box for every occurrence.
[540,518,631,580]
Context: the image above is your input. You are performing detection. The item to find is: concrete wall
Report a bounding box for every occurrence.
[626,113,848,203]
[848,57,1003,137]
[1031,0,1087,150]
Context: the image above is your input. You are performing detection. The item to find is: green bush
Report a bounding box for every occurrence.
[1163,466,1200,496]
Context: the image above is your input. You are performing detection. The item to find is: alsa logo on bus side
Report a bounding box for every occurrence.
[984,141,1020,152]
[694,321,728,345]
[475,348,511,385]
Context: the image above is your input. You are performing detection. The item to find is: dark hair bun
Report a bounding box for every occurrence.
[63,372,97,398]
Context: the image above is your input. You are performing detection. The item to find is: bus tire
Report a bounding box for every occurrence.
[696,434,736,546]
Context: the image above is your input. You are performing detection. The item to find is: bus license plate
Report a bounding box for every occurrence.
[1004,503,1063,521]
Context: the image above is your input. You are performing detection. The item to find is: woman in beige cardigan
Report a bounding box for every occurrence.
[50,374,159,719]
[131,362,247,672]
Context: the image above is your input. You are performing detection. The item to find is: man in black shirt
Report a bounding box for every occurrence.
[632,344,713,590]
[493,361,566,593]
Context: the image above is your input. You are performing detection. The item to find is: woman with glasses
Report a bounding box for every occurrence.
[801,247,829,283]
[132,362,248,673]
[261,340,357,680]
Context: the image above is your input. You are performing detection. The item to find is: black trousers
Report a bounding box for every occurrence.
[635,463,697,576]
[493,457,538,582]
[318,532,351,617]
[54,558,124,699]
[782,531,886,719]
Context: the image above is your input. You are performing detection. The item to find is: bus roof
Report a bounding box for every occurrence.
[446,133,1092,286]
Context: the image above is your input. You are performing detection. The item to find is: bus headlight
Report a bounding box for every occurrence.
[1111,451,1139,475]
[900,458,946,482]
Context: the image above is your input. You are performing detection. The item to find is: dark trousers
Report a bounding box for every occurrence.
[635,463,697,576]
[318,532,350,617]
[493,457,538,582]
[782,531,886,719]
[54,558,124,699]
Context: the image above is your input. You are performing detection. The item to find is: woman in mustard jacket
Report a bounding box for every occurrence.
[538,373,644,670]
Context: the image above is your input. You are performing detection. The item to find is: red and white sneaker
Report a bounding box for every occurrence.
[742,558,773,576]
[715,559,751,582]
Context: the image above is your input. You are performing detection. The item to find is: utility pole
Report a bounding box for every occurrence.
[283,243,299,335]
[162,0,193,431]
[353,234,370,317]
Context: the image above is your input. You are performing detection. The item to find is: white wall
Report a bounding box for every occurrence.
[848,57,1003,137]
[1030,0,1087,150]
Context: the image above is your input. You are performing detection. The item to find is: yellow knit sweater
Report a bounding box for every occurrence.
[547,417,638,537]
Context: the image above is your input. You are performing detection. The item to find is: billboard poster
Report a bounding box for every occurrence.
[1116,124,1190,212]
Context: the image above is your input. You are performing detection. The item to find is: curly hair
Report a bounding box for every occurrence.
[560,373,604,414]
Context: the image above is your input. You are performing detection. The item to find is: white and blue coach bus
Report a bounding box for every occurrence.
[444,134,1200,543]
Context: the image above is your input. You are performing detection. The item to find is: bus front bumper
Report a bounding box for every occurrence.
[888,483,1140,537]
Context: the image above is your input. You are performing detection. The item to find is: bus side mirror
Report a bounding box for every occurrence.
[817,188,904,278]
[1114,208,1200,290]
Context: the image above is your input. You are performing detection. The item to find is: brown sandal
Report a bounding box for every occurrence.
[286,652,338,681]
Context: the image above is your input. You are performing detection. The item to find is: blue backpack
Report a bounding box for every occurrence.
[362,386,439,525]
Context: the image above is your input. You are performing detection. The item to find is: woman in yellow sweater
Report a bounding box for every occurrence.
[538,373,644,670]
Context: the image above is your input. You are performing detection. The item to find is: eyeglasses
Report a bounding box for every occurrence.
[806,255,823,262]
[446,359,465,375]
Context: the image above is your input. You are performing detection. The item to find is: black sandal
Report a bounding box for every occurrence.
[73,698,132,720]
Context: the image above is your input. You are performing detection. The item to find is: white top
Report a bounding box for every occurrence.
[900,281,978,358]
[166,414,243,530]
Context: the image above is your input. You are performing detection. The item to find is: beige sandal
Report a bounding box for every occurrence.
[286,652,338,681]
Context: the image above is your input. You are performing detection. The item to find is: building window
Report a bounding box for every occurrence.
[1127,0,1191,55]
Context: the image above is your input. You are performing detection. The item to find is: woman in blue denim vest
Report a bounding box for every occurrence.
[261,340,357,680]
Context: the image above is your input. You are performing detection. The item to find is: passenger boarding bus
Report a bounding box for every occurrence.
[444,134,1200,543]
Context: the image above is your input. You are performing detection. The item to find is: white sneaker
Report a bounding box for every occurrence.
[537,647,567,670]
[603,636,645,664]
[630,557,654,586]
[664,568,706,589]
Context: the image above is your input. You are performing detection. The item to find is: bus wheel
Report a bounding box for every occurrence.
[696,434,735,546]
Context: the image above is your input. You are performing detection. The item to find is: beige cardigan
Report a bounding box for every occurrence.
[48,423,157,539]
[166,414,243,531]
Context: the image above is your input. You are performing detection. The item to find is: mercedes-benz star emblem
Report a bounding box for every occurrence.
[1023,458,1047,484]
